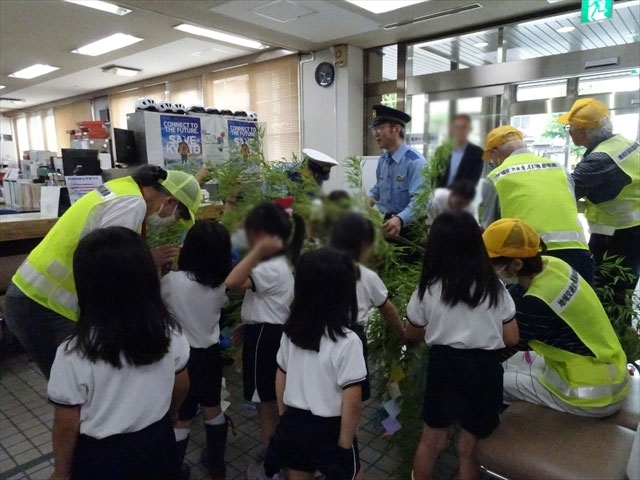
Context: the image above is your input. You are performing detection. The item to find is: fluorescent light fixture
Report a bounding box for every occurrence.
[64,0,131,16]
[9,64,59,79]
[174,24,265,49]
[72,33,143,56]
[0,86,5,89]
[557,26,575,33]
[102,65,141,77]
[473,41,489,48]
[345,0,427,14]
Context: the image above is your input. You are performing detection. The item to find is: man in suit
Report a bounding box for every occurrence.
[436,114,484,188]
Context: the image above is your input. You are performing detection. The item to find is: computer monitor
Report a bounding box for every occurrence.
[61,149,101,176]
[113,128,139,165]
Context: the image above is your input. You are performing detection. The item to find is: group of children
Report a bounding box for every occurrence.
[47,195,521,480]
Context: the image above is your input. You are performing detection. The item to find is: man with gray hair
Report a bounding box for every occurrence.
[481,125,594,283]
[558,98,640,305]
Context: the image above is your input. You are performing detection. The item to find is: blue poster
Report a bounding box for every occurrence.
[227,119,259,160]
[160,115,203,169]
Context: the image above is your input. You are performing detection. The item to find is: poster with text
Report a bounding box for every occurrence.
[160,115,203,170]
[227,120,259,160]
[202,116,229,166]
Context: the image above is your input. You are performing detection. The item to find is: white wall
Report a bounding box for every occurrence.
[300,45,364,193]
[0,114,18,167]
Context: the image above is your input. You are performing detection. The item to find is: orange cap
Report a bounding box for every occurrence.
[557,98,610,129]
[482,218,541,259]
[482,126,524,161]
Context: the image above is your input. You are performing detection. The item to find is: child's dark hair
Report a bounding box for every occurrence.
[327,190,351,203]
[285,248,357,352]
[179,220,231,288]
[131,165,190,220]
[419,211,502,308]
[449,179,476,201]
[244,202,305,264]
[330,212,375,262]
[71,227,177,368]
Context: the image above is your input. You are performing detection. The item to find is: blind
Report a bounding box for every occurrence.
[167,76,203,106]
[205,55,300,161]
[53,100,93,152]
[109,84,165,129]
[13,108,59,156]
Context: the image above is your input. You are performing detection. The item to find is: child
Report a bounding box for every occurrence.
[225,201,305,478]
[404,212,519,480]
[425,179,476,227]
[266,248,367,480]
[48,227,190,480]
[330,212,405,400]
[161,220,232,479]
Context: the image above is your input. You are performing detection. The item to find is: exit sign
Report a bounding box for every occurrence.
[582,0,614,23]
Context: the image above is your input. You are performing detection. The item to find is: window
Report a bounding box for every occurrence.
[27,114,45,150]
[517,80,568,101]
[14,116,29,155]
[366,45,398,83]
[208,70,250,111]
[53,100,93,152]
[578,70,640,95]
[12,108,59,156]
[167,77,203,106]
[109,84,166,129]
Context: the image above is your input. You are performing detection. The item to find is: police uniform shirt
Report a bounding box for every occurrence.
[161,271,227,348]
[47,329,189,439]
[369,143,427,225]
[406,281,516,350]
[241,255,294,325]
[276,330,367,417]
[355,265,388,325]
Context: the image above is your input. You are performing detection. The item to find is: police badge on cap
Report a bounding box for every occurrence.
[371,105,412,128]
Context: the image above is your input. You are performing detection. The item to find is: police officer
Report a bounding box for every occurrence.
[3,165,201,378]
[482,126,594,284]
[557,98,640,299]
[303,148,339,188]
[368,105,427,237]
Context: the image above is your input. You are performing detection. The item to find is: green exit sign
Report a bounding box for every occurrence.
[582,0,614,23]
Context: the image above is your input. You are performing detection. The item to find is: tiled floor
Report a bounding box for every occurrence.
[0,348,459,480]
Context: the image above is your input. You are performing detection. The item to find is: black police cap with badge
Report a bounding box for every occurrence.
[371,104,412,128]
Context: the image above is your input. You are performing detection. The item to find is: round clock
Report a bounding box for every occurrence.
[315,62,335,88]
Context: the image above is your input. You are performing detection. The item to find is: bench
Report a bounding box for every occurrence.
[477,375,639,480]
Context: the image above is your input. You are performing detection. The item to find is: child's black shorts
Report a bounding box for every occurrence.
[242,323,284,403]
[266,407,360,479]
[179,344,223,421]
[422,344,503,439]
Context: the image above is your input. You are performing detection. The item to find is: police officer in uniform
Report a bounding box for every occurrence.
[303,148,339,188]
[368,105,427,237]
[558,98,640,299]
[481,126,594,284]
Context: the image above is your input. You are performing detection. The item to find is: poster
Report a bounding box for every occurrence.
[160,115,203,169]
[227,120,259,160]
[202,116,229,166]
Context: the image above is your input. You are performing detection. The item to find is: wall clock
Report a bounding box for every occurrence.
[315,62,335,88]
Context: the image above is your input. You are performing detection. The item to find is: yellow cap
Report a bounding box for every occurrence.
[557,98,610,129]
[483,218,541,259]
[160,170,201,223]
[482,126,524,161]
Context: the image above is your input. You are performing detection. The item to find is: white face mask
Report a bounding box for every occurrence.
[147,201,177,227]
[494,263,516,284]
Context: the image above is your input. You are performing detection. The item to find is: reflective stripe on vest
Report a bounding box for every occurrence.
[18,260,77,313]
[489,153,588,251]
[526,256,629,408]
[585,135,640,234]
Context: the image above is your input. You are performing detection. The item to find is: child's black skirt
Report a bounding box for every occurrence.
[422,344,503,438]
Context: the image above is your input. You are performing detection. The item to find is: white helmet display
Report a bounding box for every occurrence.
[247,111,258,122]
[172,103,186,114]
[156,101,173,113]
[135,98,157,112]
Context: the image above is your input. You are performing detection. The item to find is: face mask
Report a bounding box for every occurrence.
[147,201,177,227]
[494,264,516,284]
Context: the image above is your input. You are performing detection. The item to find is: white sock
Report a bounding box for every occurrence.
[204,412,226,426]
[174,427,189,442]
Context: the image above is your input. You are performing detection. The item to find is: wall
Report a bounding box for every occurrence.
[0,114,18,167]
[300,45,364,193]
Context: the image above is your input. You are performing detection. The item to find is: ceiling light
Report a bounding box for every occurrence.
[557,26,575,33]
[64,0,131,15]
[174,24,265,49]
[345,0,427,14]
[382,3,482,29]
[102,65,141,77]
[0,97,26,103]
[474,42,489,48]
[72,33,143,56]
[0,86,5,90]
[9,64,59,79]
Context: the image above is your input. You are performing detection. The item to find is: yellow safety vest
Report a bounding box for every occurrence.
[584,135,640,235]
[489,152,588,251]
[12,177,144,321]
[526,256,629,408]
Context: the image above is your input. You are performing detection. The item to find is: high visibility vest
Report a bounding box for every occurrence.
[12,177,144,321]
[489,152,588,251]
[526,256,629,408]
[584,135,640,235]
